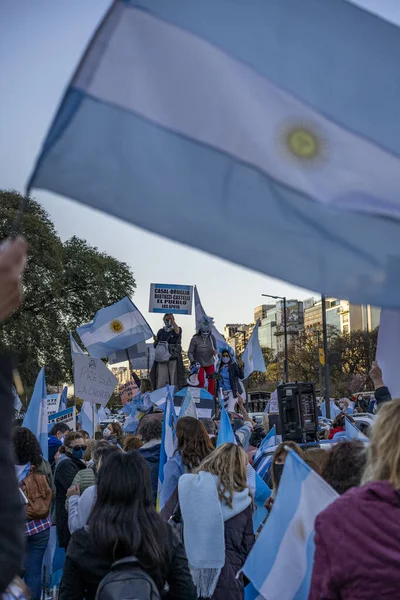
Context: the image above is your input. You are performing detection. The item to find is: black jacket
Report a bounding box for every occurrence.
[0,357,24,592]
[375,385,392,406]
[59,526,197,600]
[218,362,244,398]
[54,455,86,548]
[139,443,161,506]
[211,505,254,600]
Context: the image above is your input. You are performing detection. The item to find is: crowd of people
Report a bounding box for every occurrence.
[1,237,400,600]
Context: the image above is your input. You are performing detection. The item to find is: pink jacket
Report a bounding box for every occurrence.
[309,481,400,600]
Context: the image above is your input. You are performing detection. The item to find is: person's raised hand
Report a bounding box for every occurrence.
[0,237,27,322]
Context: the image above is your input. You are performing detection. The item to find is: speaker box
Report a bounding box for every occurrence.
[277,382,318,444]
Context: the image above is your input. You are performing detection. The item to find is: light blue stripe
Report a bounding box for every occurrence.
[31,91,400,308]
[154,283,191,291]
[151,308,190,315]
[123,0,400,155]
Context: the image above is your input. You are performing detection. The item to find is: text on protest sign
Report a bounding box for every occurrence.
[46,393,61,416]
[149,283,193,315]
[48,407,76,431]
[118,379,139,405]
[73,354,118,406]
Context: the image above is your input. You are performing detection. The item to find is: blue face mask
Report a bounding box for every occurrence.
[221,356,230,364]
[72,447,84,460]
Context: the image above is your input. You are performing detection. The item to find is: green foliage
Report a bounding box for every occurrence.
[0,190,136,389]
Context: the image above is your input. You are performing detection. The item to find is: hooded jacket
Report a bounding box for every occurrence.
[309,481,400,600]
[139,440,161,505]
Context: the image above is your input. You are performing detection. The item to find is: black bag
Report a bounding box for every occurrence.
[95,556,161,600]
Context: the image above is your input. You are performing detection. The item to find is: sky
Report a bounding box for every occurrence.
[0,0,398,347]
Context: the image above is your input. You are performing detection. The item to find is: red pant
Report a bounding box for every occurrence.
[198,364,215,396]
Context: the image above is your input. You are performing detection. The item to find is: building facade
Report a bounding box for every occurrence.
[224,323,254,355]
[303,297,381,334]
[257,299,304,355]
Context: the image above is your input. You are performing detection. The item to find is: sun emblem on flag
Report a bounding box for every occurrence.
[279,121,327,167]
[110,319,124,334]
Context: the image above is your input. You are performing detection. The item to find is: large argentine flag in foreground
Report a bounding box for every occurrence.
[243,450,338,600]
[76,297,153,359]
[28,0,400,308]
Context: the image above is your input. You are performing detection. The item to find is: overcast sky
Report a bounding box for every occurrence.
[0,0,397,345]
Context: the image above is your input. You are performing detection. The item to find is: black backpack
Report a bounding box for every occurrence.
[95,557,162,600]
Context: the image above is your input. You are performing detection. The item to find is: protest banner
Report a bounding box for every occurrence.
[48,406,76,431]
[118,379,139,405]
[73,354,118,406]
[149,283,193,315]
[46,393,61,416]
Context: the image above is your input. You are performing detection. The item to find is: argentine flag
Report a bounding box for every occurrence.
[254,426,276,463]
[22,367,48,460]
[194,286,229,353]
[27,0,400,310]
[345,417,369,441]
[320,399,341,419]
[243,450,338,600]
[158,386,177,509]
[76,297,153,359]
[242,321,266,380]
[178,388,198,420]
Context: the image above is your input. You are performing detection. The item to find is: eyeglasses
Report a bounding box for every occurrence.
[69,445,87,451]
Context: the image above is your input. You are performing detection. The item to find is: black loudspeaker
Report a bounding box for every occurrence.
[277,382,318,444]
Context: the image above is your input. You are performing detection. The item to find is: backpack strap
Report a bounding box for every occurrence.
[111,556,140,571]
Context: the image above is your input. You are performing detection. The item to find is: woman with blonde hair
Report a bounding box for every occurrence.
[309,400,400,600]
[178,443,254,600]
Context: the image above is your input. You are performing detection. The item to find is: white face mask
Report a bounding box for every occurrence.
[221,356,230,364]
[103,428,111,438]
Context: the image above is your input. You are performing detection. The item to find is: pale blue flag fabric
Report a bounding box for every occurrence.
[243,450,338,600]
[158,386,177,508]
[217,404,236,446]
[78,400,94,437]
[376,308,400,399]
[345,417,369,441]
[242,321,266,380]
[23,367,48,459]
[60,386,68,411]
[178,388,198,419]
[28,0,400,309]
[76,297,153,359]
[70,331,84,356]
[320,400,341,419]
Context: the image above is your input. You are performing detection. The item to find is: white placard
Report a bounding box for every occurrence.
[46,393,61,416]
[149,283,193,315]
[48,407,76,431]
[73,354,118,406]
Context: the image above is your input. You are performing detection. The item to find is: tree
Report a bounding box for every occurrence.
[0,190,136,391]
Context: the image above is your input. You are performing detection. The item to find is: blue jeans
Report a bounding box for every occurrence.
[24,528,50,600]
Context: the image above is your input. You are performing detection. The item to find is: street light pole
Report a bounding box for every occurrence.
[321,295,331,419]
[262,294,289,383]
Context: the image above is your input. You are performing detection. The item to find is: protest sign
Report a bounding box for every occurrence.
[149,283,193,315]
[73,354,118,406]
[268,388,279,413]
[118,379,139,405]
[46,393,61,416]
[48,407,76,431]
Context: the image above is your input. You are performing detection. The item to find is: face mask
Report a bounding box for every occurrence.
[72,447,84,460]
[273,462,284,486]
[164,319,171,326]
[103,428,111,438]
[222,356,230,364]
[60,436,65,443]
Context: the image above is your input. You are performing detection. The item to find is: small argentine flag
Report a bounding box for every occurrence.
[27,0,400,310]
[22,367,48,460]
[254,425,276,462]
[242,321,266,380]
[76,296,153,359]
[243,450,338,600]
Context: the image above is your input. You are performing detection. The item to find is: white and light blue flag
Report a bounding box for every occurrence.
[243,450,338,600]
[345,417,369,441]
[254,426,276,462]
[242,321,266,380]
[23,367,48,459]
[28,0,400,309]
[158,386,177,508]
[216,403,236,446]
[60,386,68,411]
[78,400,94,437]
[178,388,198,419]
[376,308,400,399]
[194,286,229,354]
[76,297,153,359]
[70,331,84,356]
